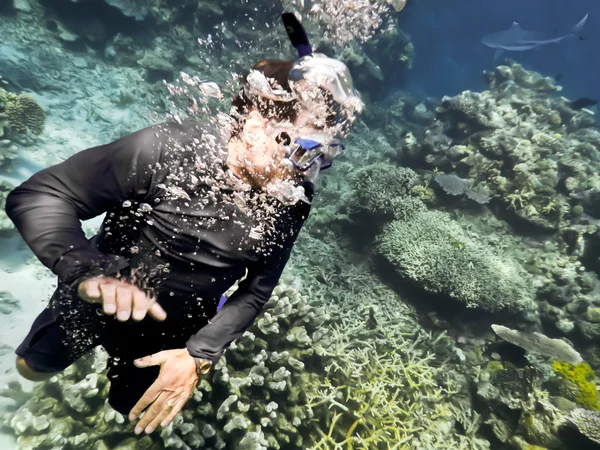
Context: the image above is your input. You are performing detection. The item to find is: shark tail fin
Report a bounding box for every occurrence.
[572,13,588,37]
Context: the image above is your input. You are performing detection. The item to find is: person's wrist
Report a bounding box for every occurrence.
[192,356,213,376]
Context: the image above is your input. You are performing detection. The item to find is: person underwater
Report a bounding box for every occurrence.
[4,12,363,435]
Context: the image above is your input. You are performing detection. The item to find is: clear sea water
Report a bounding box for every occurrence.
[1,0,600,449]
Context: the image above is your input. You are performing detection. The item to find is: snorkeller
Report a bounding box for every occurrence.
[5,12,362,435]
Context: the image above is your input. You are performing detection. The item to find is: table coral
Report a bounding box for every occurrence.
[376,207,535,313]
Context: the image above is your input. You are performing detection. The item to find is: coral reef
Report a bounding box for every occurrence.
[473,358,566,449]
[0,75,45,169]
[0,276,333,449]
[434,173,492,204]
[568,407,600,444]
[344,162,420,220]
[0,268,486,450]
[417,61,600,232]
[492,325,582,365]
[341,26,414,101]
[552,362,599,411]
[307,304,489,449]
[2,92,45,136]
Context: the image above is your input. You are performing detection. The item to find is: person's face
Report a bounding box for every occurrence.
[229,109,326,187]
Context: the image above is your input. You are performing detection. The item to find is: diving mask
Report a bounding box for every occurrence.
[244,53,363,131]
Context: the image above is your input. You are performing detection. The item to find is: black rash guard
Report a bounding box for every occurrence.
[5,119,312,363]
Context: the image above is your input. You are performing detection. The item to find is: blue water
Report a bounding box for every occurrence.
[401,0,600,101]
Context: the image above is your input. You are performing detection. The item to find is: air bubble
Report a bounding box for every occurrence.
[122,200,132,208]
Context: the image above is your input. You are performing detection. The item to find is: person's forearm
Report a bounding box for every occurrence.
[6,187,128,285]
[4,123,171,284]
[186,290,264,363]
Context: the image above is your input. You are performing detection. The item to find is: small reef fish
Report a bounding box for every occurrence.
[481,13,588,60]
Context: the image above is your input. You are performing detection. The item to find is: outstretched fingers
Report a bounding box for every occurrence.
[133,390,171,434]
[161,394,189,427]
[129,381,163,423]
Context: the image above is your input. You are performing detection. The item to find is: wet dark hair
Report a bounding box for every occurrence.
[230,59,336,135]
[230,59,300,124]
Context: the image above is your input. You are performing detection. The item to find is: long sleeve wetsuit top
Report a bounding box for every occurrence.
[5,119,312,363]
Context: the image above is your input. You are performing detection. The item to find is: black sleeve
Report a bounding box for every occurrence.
[186,211,308,363]
[4,124,169,286]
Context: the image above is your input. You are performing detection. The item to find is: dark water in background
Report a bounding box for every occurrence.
[401,0,600,101]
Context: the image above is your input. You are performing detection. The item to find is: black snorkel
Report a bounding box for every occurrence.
[282,12,313,58]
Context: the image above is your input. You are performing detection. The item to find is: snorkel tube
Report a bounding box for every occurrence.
[280,13,354,184]
[282,12,313,58]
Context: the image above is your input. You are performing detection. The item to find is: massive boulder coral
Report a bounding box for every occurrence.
[2,92,45,136]
[0,76,45,162]
[376,207,536,313]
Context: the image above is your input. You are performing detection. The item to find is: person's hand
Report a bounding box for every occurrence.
[77,276,167,322]
[128,349,199,434]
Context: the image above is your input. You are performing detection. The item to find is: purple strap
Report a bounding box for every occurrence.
[216,294,228,312]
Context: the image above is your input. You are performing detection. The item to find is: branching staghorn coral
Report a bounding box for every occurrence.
[306,305,489,449]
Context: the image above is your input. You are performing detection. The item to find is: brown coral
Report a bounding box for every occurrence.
[5,94,46,135]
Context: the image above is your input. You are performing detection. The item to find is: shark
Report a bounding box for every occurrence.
[482,13,589,60]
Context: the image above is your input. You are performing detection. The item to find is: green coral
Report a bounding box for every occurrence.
[486,361,505,377]
[410,184,437,206]
[4,93,46,135]
[347,162,419,218]
[376,209,535,312]
[552,361,599,410]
